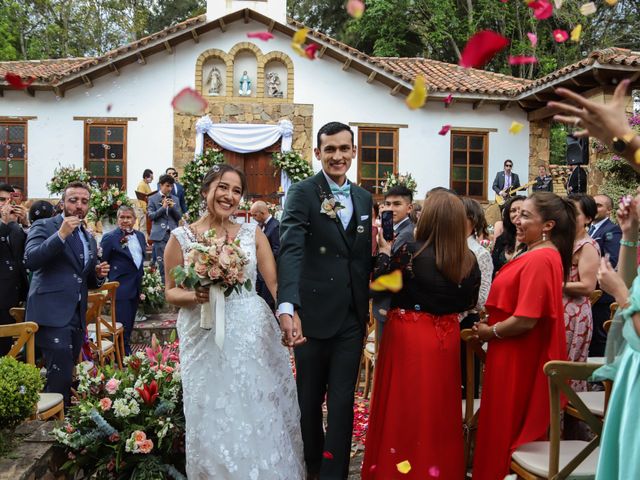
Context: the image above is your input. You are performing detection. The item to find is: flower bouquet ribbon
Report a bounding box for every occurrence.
[200,284,227,349]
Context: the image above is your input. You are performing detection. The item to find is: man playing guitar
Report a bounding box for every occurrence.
[492,160,521,204]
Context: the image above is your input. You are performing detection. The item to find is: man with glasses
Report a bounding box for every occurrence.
[492,159,521,201]
[163,167,187,215]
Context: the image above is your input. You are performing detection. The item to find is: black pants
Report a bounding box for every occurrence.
[36,304,84,407]
[294,311,364,479]
[116,297,139,355]
[590,298,613,357]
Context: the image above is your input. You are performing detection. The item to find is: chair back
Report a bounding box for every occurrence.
[9,307,25,323]
[544,361,603,479]
[588,289,602,306]
[87,293,108,342]
[97,281,120,328]
[609,302,619,321]
[0,322,39,365]
[460,328,486,423]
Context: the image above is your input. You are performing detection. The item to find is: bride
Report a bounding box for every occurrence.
[164,164,305,478]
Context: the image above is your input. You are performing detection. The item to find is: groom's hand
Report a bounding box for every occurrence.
[279,312,306,348]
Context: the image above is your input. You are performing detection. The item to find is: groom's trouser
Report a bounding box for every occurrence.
[295,310,364,480]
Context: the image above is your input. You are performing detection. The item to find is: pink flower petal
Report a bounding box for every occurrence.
[438,125,451,135]
[459,30,510,69]
[527,32,538,46]
[4,72,35,89]
[444,94,453,105]
[171,87,208,115]
[322,451,334,460]
[528,0,553,20]
[346,0,365,18]
[508,55,538,65]
[429,465,441,477]
[247,31,274,41]
[553,29,569,42]
[305,44,320,60]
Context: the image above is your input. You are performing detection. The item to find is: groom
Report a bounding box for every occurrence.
[278,122,373,479]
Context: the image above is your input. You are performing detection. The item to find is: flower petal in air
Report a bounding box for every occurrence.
[444,94,453,105]
[528,0,553,20]
[634,149,640,165]
[247,31,274,41]
[305,44,320,60]
[553,0,563,8]
[405,75,427,110]
[604,0,617,5]
[438,125,451,136]
[508,55,538,65]
[579,2,596,15]
[570,24,582,42]
[553,29,569,43]
[292,27,310,46]
[397,460,412,474]
[346,0,365,19]
[370,270,403,293]
[509,121,524,134]
[428,465,441,477]
[171,87,208,115]
[291,43,306,57]
[527,32,538,46]
[459,30,510,69]
[4,73,35,89]
[322,451,334,460]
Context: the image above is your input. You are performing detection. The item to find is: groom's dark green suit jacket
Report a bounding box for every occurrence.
[277,172,373,339]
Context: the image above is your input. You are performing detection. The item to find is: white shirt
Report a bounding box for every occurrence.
[504,173,512,189]
[590,217,608,237]
[322,170,354,230]
[127,232,144,269]
[460,235,493,319]
[262,215,273,230]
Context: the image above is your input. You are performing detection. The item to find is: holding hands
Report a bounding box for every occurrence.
[279,312,307,348]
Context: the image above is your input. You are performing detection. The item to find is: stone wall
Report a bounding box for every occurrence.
[172,102,314,171]
[528,118,551,180]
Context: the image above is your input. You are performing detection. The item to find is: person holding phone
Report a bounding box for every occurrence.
[148,174,182,283]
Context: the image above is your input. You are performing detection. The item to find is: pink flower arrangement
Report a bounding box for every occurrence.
[99,397,112,411]
[105,377,120,394]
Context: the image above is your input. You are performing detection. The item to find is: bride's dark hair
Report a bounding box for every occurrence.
[200,164,247,198]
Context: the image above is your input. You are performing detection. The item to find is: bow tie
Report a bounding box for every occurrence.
[330,183,351,198]
[121,229,134,236]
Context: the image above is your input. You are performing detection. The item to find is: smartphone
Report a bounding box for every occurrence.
[381,210,394,242]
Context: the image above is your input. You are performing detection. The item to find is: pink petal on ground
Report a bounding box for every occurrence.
[171,87,208,115]
[459,30,510,68]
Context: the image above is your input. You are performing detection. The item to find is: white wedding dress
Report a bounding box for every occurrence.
[173,223,305,479]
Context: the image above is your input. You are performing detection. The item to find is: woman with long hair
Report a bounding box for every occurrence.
[472,192,574,480]
[491,195,526,275]
[163,164,304,478]
[362,191,480,479]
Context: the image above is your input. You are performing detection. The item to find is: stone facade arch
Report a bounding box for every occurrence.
[261,51,294,102]
[195,49,233,97]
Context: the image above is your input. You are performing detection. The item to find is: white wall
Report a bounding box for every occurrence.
[0,17,529,200]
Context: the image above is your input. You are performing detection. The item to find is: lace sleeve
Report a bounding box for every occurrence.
[373,244,413,279]
[476,248,494,310]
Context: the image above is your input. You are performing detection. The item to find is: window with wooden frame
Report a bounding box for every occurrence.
[84,123,127,188]
[0,122,27,193]
[450,132,488,199]
[357,127,398,197]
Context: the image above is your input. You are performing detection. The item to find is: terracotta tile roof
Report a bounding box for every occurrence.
[373,57,532,96]
[0,58,95,83]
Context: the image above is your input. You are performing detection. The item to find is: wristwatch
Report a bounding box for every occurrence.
[612,132,637,154]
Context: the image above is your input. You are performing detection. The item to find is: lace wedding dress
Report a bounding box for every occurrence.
[173,223,305,479]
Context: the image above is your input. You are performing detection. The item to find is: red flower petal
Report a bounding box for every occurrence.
[247,32,274,41]
[553,29,569,42]
[4,72,35,89]
[529,0,553,20]
[459,30,510,69]
[322,451,334,460]
[438,125,451,135]
[305,44,320,60]
[171,87,208,115]
[444,94,453,105]
[508,55,538,65]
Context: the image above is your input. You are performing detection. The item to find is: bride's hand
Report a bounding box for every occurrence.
[193,286,209,305]
[279,312,307,348]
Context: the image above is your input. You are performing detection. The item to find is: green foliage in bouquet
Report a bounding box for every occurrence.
[271,150,314,183]
[382,171,418,196]
[183,149,225,220]
[139,266,165,313]
[0,356,43,429]
[53,335,186,480]
[88,185,133,222]
[47,164,92,196]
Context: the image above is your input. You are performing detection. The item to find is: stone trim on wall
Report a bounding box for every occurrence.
[194,48,233,97]
[261,51,294,102]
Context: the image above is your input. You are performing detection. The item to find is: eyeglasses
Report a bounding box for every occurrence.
[505,164,513,168]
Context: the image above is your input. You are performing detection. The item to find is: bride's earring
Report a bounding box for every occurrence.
[542,232,547,241]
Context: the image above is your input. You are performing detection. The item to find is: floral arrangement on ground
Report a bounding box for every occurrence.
[54,336,185,480]
[381,172,418,196]
[47,164,92,196]
[139,266,165,313]
[89,185,133,222]
[271,150,314,183]
[183,149,225,221]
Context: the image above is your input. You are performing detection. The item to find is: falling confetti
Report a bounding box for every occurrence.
[508,55,538,65]
[405,75,427,110]
[634,148,640,165]
[305,44,320,60]
[171,87,208,115]
[428,465,441,477]
[292,27,310,46]
[4,73,35,89]
[570,24,582,42]
[553,0,563,8]
[444,94,453,105]
[397,460,412,474]
[346,0,365,18]
[106,104,113,112]
[604,0,617,5]
[509,121,524,134]
[527,32,538,47]
[553,29,569,42]
[322,451,334,460]
[371,270,403,292]
[528,0,553,20]
[438,125,451,135]
[247,32,275,41]
[579,2,597,15]
[459,30,510,69]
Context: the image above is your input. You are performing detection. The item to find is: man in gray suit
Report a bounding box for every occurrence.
[492,159,521,201]
[373,185,415,340]
[148,174,182,282]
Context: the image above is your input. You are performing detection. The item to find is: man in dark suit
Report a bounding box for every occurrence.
[532,164,554,192]
[492,159,521,200]
[24,181,110,406]
[100,205,146,355]
[589,194,622,356]
[566,164,588,194]
[164,167,187,215]
[373,185,415,340]
[148,174,182,283]
[278,122,373,479]
[250,200,280,311]
[0,183,28,356]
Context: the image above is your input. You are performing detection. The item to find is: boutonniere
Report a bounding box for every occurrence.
[120,234,130,249]
[320,197,344,220]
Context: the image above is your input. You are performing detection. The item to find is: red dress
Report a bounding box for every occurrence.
[472,248,567,480]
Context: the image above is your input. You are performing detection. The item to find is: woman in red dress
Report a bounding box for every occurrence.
[362,191,480,479]
[472,192,575,480]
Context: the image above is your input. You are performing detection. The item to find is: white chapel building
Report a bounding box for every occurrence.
[1,0,639,202]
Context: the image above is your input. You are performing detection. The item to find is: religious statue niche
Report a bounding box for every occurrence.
[203,59,226,97]
[265,71,283,98]
[238,70,252,96]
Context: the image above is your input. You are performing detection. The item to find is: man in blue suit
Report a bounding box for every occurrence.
[250,200,280,311]
[164,167,187,215]
[149,174,182,283]
[589,194,622,356]
[25,182,110,406]
[100,205,145,355]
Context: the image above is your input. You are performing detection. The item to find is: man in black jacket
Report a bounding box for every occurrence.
[250,200,280,311]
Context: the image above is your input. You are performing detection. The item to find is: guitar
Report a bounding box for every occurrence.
[495,181,536,206]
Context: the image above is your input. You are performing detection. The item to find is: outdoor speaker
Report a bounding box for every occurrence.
[566,135,589,165]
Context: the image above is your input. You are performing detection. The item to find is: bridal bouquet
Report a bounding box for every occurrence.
[171,229,251,347]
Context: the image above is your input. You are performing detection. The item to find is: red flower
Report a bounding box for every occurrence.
[136,380,159,406]
[305,44,320,60]
[459,31,509,69]
[128,357,142,371]
[4,73,35,89]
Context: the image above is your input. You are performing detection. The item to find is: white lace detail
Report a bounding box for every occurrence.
[171,224,305,479]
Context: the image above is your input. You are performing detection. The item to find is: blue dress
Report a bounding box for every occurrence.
[593,272,640,479]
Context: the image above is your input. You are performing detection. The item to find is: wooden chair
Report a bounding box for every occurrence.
[609,302,619,321]
[85,292,116,367]
[460,328,485,467]
[362,323,377,399]
[510,361,602,479]
[588,289,602,306]
[0,322,64,421]
[88,282,124,368]
[9,307,25,323]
